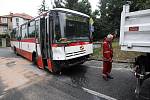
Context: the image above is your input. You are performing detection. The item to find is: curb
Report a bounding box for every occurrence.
[88,58,135,64]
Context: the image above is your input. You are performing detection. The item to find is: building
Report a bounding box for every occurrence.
[0,15,12,35]
[0,13,33,47]
[0,15,12,47]
[11,13,33,28]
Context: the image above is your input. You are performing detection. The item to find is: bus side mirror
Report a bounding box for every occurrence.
[89,25,94,33]
[89,25,94,42]
[89,33,93,42]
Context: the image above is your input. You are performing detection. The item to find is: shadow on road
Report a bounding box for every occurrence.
[0,47,19,58]
[0,77,6,96]
[1,88,26,100]
[139,79,150,100]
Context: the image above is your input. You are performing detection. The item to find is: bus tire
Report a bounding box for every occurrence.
[32,52,37,65]
[14,47,19,56]
[52,61,61,74]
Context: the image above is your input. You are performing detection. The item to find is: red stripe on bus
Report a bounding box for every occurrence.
[67,42,91,46]
[47,59,53,72]
[12,40,91,47]
[52,42,91,47]
[20,38,36,43]
[37,56,44,69]
[11,38,36,43]
[16,47,32,61]
[15,47,44,69]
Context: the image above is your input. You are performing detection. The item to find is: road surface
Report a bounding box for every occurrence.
[0,48,150,100]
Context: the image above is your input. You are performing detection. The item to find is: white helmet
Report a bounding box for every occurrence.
[107,34,113,39]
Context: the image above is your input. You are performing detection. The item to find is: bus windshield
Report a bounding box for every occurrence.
[58,12,90,42]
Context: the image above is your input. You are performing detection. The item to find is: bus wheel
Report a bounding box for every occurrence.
[32,52,37,65]
[14,47,19,56]
[52,61,61,74]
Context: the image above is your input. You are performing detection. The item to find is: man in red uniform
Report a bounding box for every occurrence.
[102,34,114,81]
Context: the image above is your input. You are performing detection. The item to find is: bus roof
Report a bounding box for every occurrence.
[53,8,90,18]
[13,8,90,28]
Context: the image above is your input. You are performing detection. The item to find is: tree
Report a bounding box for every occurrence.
[130,0,150,11]
[77,0,92,15]
[98,0,123,35]
[53,0,150,41]
[95,0,150,40]
[65,0,78,10]
[54,0,92,15]
[38,0,49,15]
[54,0,65,8]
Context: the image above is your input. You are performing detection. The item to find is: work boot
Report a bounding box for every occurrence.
[102,75,108,81]
[107,75,114,79]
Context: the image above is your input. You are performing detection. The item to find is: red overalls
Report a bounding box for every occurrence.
[102,38,113,77]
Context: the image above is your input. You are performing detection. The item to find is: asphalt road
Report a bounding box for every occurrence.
[0,47,150,100]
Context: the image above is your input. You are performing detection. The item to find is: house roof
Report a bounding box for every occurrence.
[12,13,33,20]
[0,15,11,18]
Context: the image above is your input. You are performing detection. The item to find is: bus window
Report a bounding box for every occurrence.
[28,21,35,38]
[21,24,28,38]
[10,29,17,39]
[35,20,39,38]
[11,28,21,40]
[58,12,90,42]
[54,14,61,42]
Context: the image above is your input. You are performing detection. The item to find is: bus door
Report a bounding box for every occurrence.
[45,15,53,71]
[39,17,47,64]
[39,16,53,70]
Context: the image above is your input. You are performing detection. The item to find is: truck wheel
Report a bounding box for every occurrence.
[135,78,143,98]
[135,65,145,98]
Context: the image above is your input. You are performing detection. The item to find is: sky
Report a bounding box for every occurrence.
[0,0,99,17]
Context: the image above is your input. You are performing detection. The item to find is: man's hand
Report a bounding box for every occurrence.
[109,59,113,62]
[103,58,112,62]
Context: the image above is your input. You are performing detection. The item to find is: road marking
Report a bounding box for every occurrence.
[82,87,117,100]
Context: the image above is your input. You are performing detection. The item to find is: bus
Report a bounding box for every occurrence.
[10,8,93,73]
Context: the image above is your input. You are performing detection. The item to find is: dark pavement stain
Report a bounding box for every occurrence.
[6,61,16,67]
[61,65,88,87]
[1,89,26,100]
[139,79,150,100]
[0,77,6,96]
[0,48,150,100]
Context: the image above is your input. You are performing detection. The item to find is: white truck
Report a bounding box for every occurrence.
[120,4,150,96]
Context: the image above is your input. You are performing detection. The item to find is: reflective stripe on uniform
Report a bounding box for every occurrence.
[104,51,110,53]
[103,57,111,61]
[103,42,107,44]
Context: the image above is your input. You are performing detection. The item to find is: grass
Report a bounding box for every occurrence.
[92,39,143,61]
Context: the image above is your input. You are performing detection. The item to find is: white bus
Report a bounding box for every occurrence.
[10,8,93,73]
